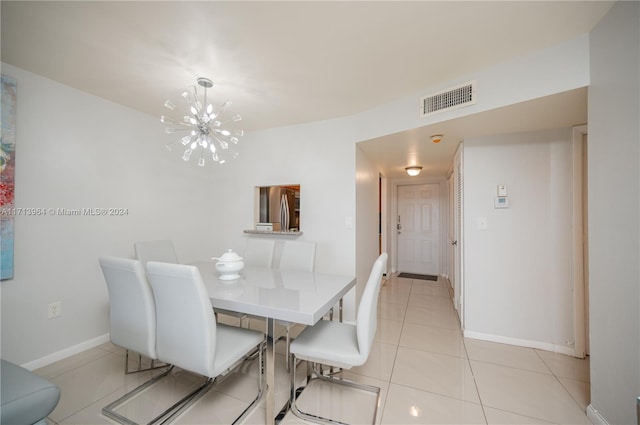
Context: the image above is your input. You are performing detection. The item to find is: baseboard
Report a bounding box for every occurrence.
[463,330,577,356]
[22,333,110,371]
[586,404,609,425]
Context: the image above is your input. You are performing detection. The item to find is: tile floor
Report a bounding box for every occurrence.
[35,274,592,424]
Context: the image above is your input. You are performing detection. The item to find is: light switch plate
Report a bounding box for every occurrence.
[497,184,508,197]
[345,216,353,229]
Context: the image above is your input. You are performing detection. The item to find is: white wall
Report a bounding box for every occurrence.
[0,63,218,365]
[351,34,590,143]
[0,64,357,366]
[355,146,382,304]
[208,119,359,321]
[587,2,640,424]
[463,128,576,353]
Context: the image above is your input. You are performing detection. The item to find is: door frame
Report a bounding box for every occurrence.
[451,143,464,327]
[572,125,588,358]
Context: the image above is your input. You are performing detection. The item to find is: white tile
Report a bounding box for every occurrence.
[35,346,114,380]
[377,301,407,322]
[558,377,591,410]
[407,293,454,311]
[213,353,303,413]
[49,353,153,422]
[391,347,479,403]
[237,406,270,425]
[464,339,551,374]
[400,322,466,358]
[279,370,389,425]
[471,361,592,424]
[374,319,404,345]
[107,368,208,425]
[381,383,485,424]
[535,350,590,382]
[379,287,411,306]
[410,281,451,297]
[97,341,124,355]
[59,386,128,424]
[341,371,390,425]
[290,375,381,424]
[349,341,398,382]
[173,388,262,425]
[383,277,413,293]
[404,304,460,330]
[484,407,554,424]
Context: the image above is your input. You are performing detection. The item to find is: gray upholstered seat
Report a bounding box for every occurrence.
[0,359,60,425]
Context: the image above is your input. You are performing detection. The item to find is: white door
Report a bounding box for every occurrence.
[397,184,440,275]
[452,146,464,325]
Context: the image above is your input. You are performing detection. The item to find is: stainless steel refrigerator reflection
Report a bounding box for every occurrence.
[259,186,298,231]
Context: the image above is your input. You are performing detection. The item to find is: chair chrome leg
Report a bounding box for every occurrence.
[124,350,170,375]
[289,355,380,425]
[102,365,175,425]
[285,328,291,372]
[105,342,265,425]
[150,377,214,425]
[230,341,265,425]
[151,342,265,425]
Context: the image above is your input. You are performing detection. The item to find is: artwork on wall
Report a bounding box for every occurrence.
[1,75,17,280]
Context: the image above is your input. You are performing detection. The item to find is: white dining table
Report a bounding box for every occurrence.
[194,261,356,425]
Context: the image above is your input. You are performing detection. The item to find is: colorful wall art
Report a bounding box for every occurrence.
[1,75,17,280]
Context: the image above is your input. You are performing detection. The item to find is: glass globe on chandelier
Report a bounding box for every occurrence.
[162,77,243,166]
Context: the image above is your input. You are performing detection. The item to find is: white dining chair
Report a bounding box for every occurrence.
[135,239,248,328]
[278,240,316,272]
[134,240,178,266]
[215,239,277,328]
[146,261,265,424]
[243,238,275,268]
[289,253,388,425]
[99,256,173,424]
[277,240,316,370]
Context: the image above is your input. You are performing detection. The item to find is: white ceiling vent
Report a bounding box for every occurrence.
[421,81,476,117]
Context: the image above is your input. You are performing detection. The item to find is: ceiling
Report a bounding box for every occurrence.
[1,1,612,179]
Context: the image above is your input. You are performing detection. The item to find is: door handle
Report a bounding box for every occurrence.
[397,223,402,230]
[451,240,458,246]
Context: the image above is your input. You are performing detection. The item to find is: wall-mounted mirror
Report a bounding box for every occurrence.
[254,185,300,232]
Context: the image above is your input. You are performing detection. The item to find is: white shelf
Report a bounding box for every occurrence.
[243,230,303,236]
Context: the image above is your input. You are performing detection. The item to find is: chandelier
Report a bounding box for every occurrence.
[162,77,243,166]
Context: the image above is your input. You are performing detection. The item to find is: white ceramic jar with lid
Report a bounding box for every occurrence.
[212,249,244,281]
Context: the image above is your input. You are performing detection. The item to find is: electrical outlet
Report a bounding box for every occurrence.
[48,301,61,319]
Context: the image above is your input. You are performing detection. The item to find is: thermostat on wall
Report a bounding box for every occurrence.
[495,196,510,209]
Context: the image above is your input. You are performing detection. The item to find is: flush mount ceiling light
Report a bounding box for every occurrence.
[431,134,444,143]
[162,77,243,166]
[405,166,423,176]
